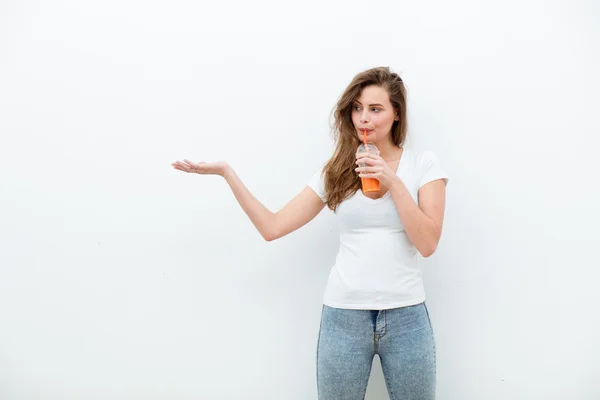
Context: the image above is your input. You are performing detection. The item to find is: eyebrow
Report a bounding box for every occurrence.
[354,100,385,107]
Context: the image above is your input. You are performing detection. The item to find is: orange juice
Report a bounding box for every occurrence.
[361,177,380,193]
[356,142,380,193]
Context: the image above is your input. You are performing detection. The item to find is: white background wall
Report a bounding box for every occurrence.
[1,0,599,399]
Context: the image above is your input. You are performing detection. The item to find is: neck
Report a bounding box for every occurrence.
[372,139,402,161]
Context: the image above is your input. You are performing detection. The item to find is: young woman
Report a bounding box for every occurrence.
[172,66,448,400]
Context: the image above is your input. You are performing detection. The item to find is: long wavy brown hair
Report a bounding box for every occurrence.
[322,66,408,212]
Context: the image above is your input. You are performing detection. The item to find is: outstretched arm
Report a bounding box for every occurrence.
[173,160,325,241]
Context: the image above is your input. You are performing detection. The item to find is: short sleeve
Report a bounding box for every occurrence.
[419,150,449,188]
[307,167,327,203]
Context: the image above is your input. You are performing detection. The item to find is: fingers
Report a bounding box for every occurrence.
[172,160,204,173]
[172,161,191,172]
[355,155,382,166]
[355,166,378,174]
[355,155,386,177]
[183,159,201,168]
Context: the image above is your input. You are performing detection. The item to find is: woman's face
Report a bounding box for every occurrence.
[351,85,399,144]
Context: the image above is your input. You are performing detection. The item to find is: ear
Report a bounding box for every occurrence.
[394,115,400,121]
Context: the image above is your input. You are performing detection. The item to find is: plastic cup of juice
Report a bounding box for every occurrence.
[356,143,380,193]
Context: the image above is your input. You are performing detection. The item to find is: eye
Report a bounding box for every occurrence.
[372,108,381,112]
[353,105,361,111]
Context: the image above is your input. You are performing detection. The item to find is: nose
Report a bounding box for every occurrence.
[360,110,369,124]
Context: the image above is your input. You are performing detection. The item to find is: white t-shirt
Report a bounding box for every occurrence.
[307,147,449,310]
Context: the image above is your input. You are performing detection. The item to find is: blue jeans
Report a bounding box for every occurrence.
[316,302,436,399]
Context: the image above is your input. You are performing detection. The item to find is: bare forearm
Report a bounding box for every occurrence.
[223,166,275,241]
[389,179,441,257]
